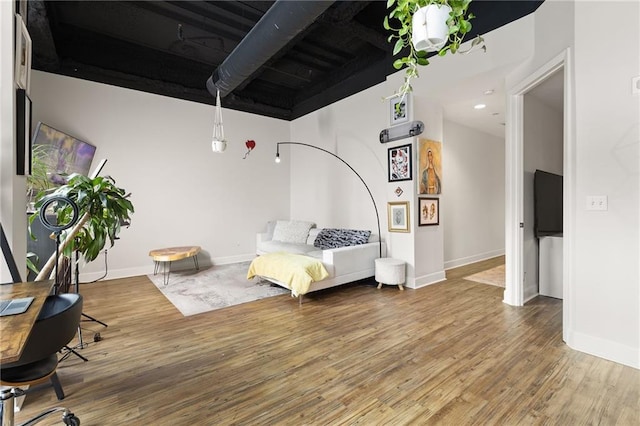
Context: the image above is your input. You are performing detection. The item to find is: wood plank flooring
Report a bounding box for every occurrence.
[14,257,639,425]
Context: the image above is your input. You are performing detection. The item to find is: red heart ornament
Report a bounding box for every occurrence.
[246,140,256,150]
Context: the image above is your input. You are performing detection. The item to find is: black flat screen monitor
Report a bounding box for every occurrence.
[534,170,563,237]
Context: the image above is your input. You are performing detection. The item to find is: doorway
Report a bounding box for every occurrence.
[504,49,573,342]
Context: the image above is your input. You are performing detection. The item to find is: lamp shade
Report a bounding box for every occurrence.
[412,4,451,52]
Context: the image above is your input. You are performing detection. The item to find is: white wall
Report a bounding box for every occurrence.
[523,92,563,300]
[0,1,28,283]
[571,0,639,368]
[289,83,387,237]
[442,120,505,269]
[29,71,291,280]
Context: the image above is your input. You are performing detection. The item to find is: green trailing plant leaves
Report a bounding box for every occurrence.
[384,0,485,99]
[393,39,404,55]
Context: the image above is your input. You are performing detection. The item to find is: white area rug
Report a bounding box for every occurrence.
[147,261,290,316]
[464,264,506,288]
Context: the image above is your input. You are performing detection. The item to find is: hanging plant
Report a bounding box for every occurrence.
[384,0,486,99]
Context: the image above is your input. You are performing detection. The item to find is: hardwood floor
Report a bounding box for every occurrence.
[15,258,639,425]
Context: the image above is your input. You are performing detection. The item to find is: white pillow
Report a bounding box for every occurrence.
[272,220,315,244]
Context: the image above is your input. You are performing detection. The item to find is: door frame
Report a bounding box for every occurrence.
[504,48,574,341]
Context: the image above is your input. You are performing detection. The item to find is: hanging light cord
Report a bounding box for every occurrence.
[212,89,224,142]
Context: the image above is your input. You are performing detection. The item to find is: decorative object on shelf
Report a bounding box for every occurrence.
[388,143,412,182]
[275,142,382,258]
[390,94,410,125]
[395,187,404,197]
[15,89,31,176]
[211,89,227,153]
[388,201,410,233]
[418,138,442,194]
[418,197,439,226]
[243,139,256,159]
[384,0,486,99]
[14,14,32,94]
[379,120,424,144]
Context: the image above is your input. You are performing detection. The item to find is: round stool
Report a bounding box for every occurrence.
[375,258,406,291]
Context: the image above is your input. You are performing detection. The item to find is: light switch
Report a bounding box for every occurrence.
[586,195,608,211]
[633,76,640,95]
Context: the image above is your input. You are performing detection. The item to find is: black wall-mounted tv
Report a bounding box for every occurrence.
[534,170,563,238]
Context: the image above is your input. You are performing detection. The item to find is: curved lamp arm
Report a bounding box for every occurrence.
[276,142,383,258]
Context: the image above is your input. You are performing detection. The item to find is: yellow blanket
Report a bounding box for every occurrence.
[247,252,329,297]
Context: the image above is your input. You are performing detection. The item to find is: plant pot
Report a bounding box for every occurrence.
[412,4,452,52]
[211,138,227,153]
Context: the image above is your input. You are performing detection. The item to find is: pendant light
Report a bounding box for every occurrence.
[211,89,227,153]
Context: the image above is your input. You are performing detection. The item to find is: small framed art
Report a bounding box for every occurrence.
[388,201,410,233]
[390,94,410,125]
[388,143,412,182]
[418,197,439,226]
[14,14,32,94]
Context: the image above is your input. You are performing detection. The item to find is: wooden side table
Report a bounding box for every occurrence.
[375,258,406,291]
[149,246,201,285]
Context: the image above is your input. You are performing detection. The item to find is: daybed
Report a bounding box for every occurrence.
[247,220,383,299]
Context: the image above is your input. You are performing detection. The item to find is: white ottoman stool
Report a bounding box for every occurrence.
[375,258,406,291]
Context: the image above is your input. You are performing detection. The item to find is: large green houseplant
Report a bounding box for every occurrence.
[30,173,134,280]
[384,0,486,99]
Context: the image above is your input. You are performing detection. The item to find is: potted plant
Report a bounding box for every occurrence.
[30,173,134,279]
[384,0,486,100]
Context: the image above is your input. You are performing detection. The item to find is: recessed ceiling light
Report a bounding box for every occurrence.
[484,89,494,95]
[474,104,486,110]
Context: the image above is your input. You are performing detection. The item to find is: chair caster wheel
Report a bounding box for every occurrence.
[63,412,80,425]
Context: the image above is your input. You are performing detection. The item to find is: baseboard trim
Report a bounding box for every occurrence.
[79,254,257,282]
[566,329,639,369]
[409,270,447,289]
[444,249,505,270]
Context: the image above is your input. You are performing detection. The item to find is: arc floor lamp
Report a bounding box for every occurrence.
[275,142,383,258]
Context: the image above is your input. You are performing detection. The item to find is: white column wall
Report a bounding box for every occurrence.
[572,0,639,368]
[442,120,505,269]
[0,1,28,283]
[29,71,291,281]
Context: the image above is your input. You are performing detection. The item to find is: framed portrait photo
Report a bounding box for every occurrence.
[418,138,443,195]
[388,201,410,233]
[390,94,410,125]
[418,197,439,226]
[388,143,412,182]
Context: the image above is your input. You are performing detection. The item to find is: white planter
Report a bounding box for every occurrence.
[211,138,227,153]
[412,4,452,52]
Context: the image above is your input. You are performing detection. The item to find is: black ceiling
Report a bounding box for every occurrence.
[27,1,543,121]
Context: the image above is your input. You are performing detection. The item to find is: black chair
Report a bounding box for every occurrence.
[1,293,83,400]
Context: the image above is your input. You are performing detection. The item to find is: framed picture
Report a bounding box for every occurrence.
[390,94,410,125]
[388,201,410,233]
[418,197,439,226]
[15,14,32,94]
[32,122,97,185]
[418,138,442,194]
[16,88,32,176]
[388,143,412,182]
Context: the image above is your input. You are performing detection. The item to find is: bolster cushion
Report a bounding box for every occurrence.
[313,228,371,249]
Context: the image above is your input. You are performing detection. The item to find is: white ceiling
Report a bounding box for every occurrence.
[437,66,563,139]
